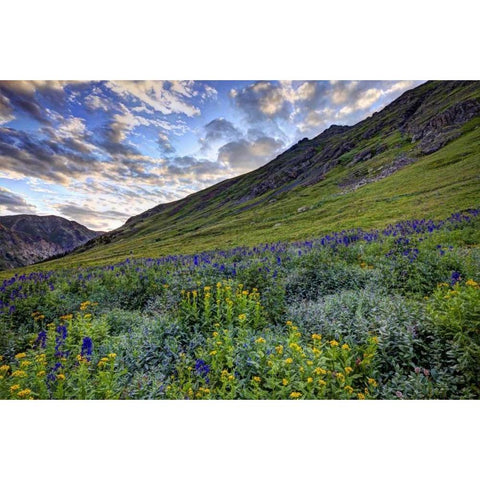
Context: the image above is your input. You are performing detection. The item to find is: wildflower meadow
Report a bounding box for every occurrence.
[1,208,479,399]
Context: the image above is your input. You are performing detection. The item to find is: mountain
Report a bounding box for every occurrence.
[15,80,480,270]
[0,215,103,269]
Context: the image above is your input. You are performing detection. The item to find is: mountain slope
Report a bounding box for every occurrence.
[12,80,480,271]
[0,215,103,269]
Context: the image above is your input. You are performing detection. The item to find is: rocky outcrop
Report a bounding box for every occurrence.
[405,99,480,154]
[340,153,418,192]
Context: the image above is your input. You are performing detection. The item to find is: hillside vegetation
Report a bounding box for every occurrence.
[9,80,478,274]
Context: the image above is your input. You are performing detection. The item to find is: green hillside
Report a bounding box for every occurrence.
[4,80,480,275]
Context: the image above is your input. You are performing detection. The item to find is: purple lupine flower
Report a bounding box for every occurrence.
[81,337,93,359]
[35,330,47,349]
[450,271,461,286]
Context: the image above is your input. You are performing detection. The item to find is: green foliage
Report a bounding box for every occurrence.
[165,322,379,400]
[1,210,480,399]
[425,279,480,397]
[0,308,123,400]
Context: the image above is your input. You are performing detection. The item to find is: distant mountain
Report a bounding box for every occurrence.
[0,215,103,269]
[39,80,480,269]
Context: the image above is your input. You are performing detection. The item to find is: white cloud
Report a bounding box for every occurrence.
[105,80,201,117]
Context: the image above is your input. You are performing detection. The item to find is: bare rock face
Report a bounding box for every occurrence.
[0,215,103,270]
[408,99,480,154]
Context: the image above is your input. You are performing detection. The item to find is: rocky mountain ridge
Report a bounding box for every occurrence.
[0,215,103,269]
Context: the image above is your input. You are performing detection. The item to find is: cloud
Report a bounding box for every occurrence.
[200,117,242,153]
[84,91,112,112]
[166,156,228,183]
[0,121,103,185]
[0,187,36,214]
[105,80,201,117]
[0,80,76,125]
[230,81,292,123]
[204,118,241,143]
[218,136,284,172]
[56,202,130,230]
[158,132,175,155]
[0,93,14,125]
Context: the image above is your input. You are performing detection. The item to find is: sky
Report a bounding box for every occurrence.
[0,80,424,231]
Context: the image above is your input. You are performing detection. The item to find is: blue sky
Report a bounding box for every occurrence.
[0,80,423,230]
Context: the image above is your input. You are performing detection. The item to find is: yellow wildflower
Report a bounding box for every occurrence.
[311,334,322,341]
[255,337,266,344]
[289,342,303,352]
[57,374,66,381]
[312,348,321,356]
[228,374,235,381]
[329,340,339,347]
[37,371,46,377]
[238,314,247,321]
[0,365,10,372]
[336,373,345,382]
[35,354,46,364]
[342,344,350,351]
[108,353,117,359]
[290,392,302,399]
[275,345,284,355]
[10,384,21,392]
[307,377,313,383]
[285,357,293,365]
[466,279,479,287]
[20,361,32,368]
[213,331,219,337]
[209,350,217,356]
[286,321,293,326]
[344,385,354,394]
[17,389,32,398]
[282,378,289,386]
[358,393,366,400]
[253,376,261,383]
[306,360,313,366]
[11,370,26,378]
[345,366,353,374]
[371,336,379,344]
[84,313,92,319]
[15,352,27,360]
[314,367,326,375]
[368,378,378,387]
[80,301,91,311]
